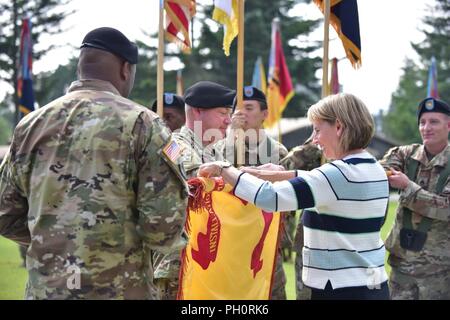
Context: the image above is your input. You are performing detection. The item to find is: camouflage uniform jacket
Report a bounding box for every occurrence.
[152,125,205,280]
[212,131,288,167]
[280,142,323,172]
[279,142,322,252]
[380,143,450,276]
[0,79,188,299]
[173,125,205,179]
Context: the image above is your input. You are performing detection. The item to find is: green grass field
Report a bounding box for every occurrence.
[0,200,397,300]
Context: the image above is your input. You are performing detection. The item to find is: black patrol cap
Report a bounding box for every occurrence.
[184,81,235,108]
[151,93,185,112]
[417,97,450,123]
[232,85,267,112]
[80,27,138,64]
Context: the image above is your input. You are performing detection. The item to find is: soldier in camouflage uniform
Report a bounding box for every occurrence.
[213,86,289,300]
[279,138,322,300]
[380,97,450,299]
[151,93,186,132]
[153,81,235,299]
[0,27,188,300]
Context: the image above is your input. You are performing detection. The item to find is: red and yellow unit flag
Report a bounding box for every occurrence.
[178,177,281,300]
[264,18,294,129]
[17,17,35,117]
[314,0,362,68]
[165,0,196,53]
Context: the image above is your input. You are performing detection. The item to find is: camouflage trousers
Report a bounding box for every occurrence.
[155,277,179,300]
[270,248,287,300]
[153,251,181,300]
[389,268,450,300]
[294,251,311,300]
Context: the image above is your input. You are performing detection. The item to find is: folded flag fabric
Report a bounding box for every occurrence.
[314,0,362,68]
[426,56,439,98]
[212,0,239,56]
[178,177,281,300]
[17,17,35,116]
[165,0,196,52]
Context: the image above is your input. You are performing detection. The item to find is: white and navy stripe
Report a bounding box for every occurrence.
[234,151,389,289]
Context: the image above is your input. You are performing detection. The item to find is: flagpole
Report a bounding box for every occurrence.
[320,0,330,166]
[321,0,330,98]
[157,0,165,117]
[236,0,245,166]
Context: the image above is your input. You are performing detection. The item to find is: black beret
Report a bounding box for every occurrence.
[151,93,185,112]
[80,27,138,64]
[184,81,235,108]
[417,97,450,123]
[232,86,267,112]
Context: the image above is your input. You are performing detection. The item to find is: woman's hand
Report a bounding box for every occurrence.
[198,162,222,178]
[255,163,285,171]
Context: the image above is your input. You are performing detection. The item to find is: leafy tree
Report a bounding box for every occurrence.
[0,0,73,123]
[383,0,449,144]
[34,58,77,106]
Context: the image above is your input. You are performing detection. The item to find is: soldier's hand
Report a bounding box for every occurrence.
[387,168,409,190]
[231,111,246,130]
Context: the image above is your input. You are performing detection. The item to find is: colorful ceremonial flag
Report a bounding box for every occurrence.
[179,178,281,300]
[252,56,267,94]
[212,0,239,56]
[165,0,196,52]
[264,19,294,129]
[426,56,439,99]
[329,57,340,95]
[17,18,35,117]
[314,0,362,68]
[176,69,184,95]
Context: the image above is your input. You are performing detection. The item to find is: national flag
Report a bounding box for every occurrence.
[162,139,183,163]
[426,56,439,99]
[264,18,294,129]
[212,0,238,56]
[176,69,184,96]
[251,56,267,94]
[314,0,362,68]
[165,0,196,52]
[179,177,281,299]
[17,17,35,117]
[329,57,340,95]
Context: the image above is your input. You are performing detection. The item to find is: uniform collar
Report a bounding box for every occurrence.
[180,126,204,151]
[68,79,121,96]
[412,143,450,167]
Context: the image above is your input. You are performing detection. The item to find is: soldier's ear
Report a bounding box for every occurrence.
[120,61,132,81]
[261,109,268,120]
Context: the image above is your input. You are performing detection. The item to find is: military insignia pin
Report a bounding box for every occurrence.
[244,86,253,98]
[164,93,174,105]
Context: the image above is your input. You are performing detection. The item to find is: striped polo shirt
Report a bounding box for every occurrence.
[234,151,389,290]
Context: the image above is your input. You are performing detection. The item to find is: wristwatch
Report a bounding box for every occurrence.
[217,161,232,175]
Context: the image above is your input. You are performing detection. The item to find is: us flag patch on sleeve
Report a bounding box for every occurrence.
[162,139,183,164]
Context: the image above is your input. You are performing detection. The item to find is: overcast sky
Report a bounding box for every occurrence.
[1,0,435,114]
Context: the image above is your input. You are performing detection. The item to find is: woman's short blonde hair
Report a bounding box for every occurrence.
[307,93,374,152]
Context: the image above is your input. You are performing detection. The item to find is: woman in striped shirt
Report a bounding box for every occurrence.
[199,93,390,300]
